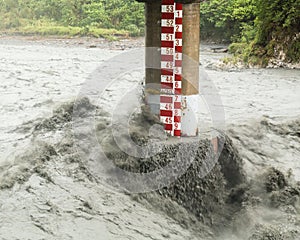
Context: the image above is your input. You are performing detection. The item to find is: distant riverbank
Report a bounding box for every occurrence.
[0,25,131,41]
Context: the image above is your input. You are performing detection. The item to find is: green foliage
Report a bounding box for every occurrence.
[21,25,82,36]
[201,0,300,65]
[5,20,129,39]
[0,0,145,36]
[255,0,300,45]
[286,40,300,63]
[1,0,298,64]
[228,42,248,54]
[250,0,300,64]
[200,0,257,42]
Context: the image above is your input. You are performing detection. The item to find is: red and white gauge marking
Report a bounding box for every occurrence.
[160,0,183,137]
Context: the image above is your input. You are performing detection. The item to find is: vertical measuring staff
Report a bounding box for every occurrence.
[161,0,175,136]
[160,0,183,137]
[174,3,183,136]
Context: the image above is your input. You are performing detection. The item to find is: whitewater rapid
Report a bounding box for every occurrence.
[1,38,299,178]
[0,37,299,240]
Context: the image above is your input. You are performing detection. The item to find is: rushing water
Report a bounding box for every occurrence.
[1,38,299,175]
[0,37,299,239]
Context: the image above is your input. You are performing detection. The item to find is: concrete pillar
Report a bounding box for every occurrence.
[144,1,200,92]
[145,1,161,89]
[182,3,200,95]
[181,3,200,136]
[141,0,201,136]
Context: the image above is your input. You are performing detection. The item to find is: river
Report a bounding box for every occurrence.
[0,37,299,240]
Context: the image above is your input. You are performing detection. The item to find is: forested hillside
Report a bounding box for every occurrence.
[201,0,300,65]
[0,0,298,65]
[0,0,145,37]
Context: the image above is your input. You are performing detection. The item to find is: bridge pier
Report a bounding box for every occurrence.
[137,0,201,136]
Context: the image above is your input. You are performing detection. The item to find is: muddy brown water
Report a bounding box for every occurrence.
[0,37,299,239]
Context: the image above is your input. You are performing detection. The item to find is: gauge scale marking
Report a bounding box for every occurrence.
[160,0,183,137]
